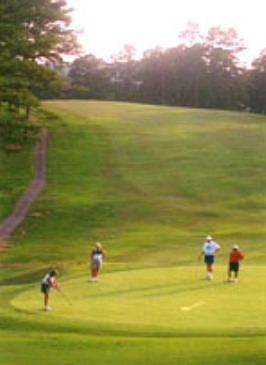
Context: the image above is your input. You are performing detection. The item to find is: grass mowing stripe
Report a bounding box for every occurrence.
[0,101,265,365]
[9,265,266,337]
[1,332,266,365]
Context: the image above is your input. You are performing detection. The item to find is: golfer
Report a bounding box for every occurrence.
[90,242,106,282]
[199,235,221,280]
[40,269,60,311]
[227,244,244,282]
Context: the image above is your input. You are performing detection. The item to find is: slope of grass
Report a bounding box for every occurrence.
[0,101,265,365]
[2,101,265,265]
[0,147,34,220]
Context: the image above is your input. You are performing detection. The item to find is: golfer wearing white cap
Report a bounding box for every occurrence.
[199,235,221,280]
[227,244,244,282]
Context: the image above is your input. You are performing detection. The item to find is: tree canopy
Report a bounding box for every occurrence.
[0,0,79,142]
[67,24,265,114]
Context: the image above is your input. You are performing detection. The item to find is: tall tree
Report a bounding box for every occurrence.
[69,54,111,99]
[178,21,203,47]
[109,45,141,101]
[203,26,245,109]
[248,49,266,114]
[0,0,79,118]
[139,48,165,104]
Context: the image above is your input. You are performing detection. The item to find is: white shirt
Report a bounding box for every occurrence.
[202,241,221,255]
[42,273,50,285]
[91,251,103,263]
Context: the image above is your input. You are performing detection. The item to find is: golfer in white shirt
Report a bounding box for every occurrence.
[199,235,221,280]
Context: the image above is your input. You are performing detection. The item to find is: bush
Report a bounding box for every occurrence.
[0,110,39,150]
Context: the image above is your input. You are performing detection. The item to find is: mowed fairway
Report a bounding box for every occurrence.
[0,101,265,364]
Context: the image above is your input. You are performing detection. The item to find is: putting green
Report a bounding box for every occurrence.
[12,265,265,335]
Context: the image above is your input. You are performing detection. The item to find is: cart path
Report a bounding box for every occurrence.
[0,127,48,245]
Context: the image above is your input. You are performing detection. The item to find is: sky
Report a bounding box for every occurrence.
[67,0,266,65]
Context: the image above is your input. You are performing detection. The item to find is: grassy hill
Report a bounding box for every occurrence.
[0,101,265,364]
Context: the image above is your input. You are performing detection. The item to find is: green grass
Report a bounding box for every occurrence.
[0,101,265,364]
[10,266,266,335]
[1,334,265,365]
[0,147,34,220]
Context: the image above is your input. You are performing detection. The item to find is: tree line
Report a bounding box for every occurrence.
[0,2,266,151]
[67,23,266,114]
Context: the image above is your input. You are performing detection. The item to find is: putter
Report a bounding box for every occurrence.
[59,290,72,305]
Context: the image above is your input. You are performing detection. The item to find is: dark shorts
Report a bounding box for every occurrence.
[229,262,239,272]
[204,255,214,264]
[41,283,50,294]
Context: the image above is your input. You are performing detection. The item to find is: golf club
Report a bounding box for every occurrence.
[59,290,72,305]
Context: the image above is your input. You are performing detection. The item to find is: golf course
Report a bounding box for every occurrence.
[0,100,265,364]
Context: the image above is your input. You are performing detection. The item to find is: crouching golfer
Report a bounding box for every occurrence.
[41,269,60,311]
[90,242,106,282]
[227,245,244,282]
[199,235,221,280]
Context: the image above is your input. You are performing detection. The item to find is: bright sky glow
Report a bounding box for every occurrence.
[67,0,266,65]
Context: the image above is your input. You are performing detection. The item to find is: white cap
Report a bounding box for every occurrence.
[233,244,239,249]
[206,235,212,241]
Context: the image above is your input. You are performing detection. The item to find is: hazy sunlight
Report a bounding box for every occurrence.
[68,0,265,64]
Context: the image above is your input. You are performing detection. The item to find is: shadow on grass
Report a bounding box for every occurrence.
[38,108,62,124]
[85,278,226,299]
[0,267,51,286]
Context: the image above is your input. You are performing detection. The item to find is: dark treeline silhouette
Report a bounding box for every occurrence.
[65,24,266,114]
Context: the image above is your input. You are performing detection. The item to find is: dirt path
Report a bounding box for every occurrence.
[0,127,48,246]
